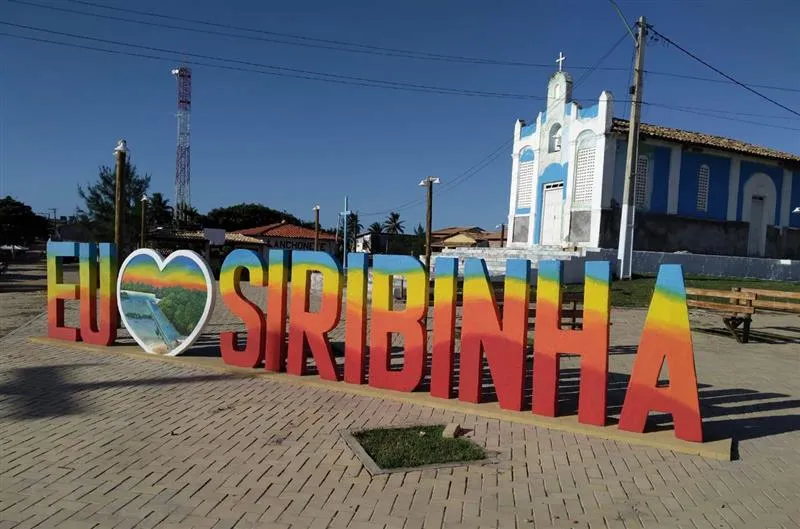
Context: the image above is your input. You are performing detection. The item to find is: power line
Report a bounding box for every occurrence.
[643,103,800,132]
[645,70,800,94]
[9,0,631,71]
[648,25,800,118]
[0,21,548,101]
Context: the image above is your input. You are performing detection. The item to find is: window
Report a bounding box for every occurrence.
[634,155,649,208]
[548,124,562,153]
[573,132,596,207]
[696,164,710,212]
[515,148,535,209]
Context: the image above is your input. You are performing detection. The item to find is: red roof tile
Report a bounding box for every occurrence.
[235,222,336,240]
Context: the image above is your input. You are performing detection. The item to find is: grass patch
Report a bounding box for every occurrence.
[566,275,800,308]
[353,425,486,469]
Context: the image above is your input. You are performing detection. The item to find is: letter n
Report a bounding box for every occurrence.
[287,251,342,381]
[47,241,80,341]
[618,264,703,442]
[430,257,457,399]
[532,260,611,426]
[79,242,118,346]
[460,258,529,411]
[369,255,428,392]
[219,249,266,368]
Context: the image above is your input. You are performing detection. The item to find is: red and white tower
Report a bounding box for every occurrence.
[171,66,191,222]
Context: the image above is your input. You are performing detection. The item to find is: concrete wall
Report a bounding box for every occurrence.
[588,248,800,282]
[599,208,750,256]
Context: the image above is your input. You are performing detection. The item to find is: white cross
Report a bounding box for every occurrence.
[556,52,566,72]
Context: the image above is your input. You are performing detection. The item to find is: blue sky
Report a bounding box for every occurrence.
[2,0,798,231]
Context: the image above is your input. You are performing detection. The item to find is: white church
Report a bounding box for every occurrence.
[506,57,800,260]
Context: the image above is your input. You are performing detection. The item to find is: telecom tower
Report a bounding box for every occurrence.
[171,66,191,222]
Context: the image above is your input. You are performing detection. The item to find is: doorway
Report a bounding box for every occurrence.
[747,196,765,256]
[540,182,564,246]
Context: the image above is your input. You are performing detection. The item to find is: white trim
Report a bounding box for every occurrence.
[726,158,741,221]
[667,145,682,214]
[780,169,792,227]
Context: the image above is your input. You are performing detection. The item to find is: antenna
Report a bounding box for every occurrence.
[171,65,192,223]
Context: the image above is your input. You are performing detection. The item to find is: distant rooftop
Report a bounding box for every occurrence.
[235,221,336,240]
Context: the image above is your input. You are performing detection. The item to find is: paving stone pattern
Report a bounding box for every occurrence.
[1,282,799,529]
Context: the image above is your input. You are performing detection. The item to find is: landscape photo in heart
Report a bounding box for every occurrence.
[118,250,213,355]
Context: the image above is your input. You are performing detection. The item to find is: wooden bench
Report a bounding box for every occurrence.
[736,287,800,316]
[685,287,756,343]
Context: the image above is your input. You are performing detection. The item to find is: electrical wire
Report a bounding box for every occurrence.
[8,0,630,71]
[648,25,800,118]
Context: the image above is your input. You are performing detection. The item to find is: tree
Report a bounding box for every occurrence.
[205,203,311,232]
[347,211,362,252]
[368,222,383,234]
[383,211,405,234]
[413,223,425,238]
[175,204,206,230]
[77,163,151,246]
[0,196,50,244]
[147,192,173,228]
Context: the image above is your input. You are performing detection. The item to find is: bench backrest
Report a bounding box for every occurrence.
[736,287,800,314]
[684,287,756,315]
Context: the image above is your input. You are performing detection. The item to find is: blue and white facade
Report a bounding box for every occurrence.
[507,69,800,257]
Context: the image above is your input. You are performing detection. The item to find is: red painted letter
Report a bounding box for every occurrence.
[265,250,289,372]
[344,253,368,384]
[430,257,457,399]
[79,243,118,346]
[532,260,611,426]
[219,249,266,368]
[47,241,80,341]
[460,258,530,411]
[287,251,342,381]
[619,264,703,442]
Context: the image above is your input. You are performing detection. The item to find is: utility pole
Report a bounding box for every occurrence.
[140,194,149,248]
[312,205,320,251]
[341,197,351,267]
[419,176,440,275]
[114,140,128,258]
[496,223,506,247]
[616,16,646,280]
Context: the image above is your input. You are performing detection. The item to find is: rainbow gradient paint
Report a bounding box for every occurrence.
[219,249,267,368]
[344,253,368,384]
[78,243,118,346]
[286,251,342,381]
[460,258,530,411]
[265,250,290,372]
[117,249,215,356]
[619,264,703,442]
[47,241,81,341]
[430,257,458,399]
[532,260,611,426]
[368,255,428,392]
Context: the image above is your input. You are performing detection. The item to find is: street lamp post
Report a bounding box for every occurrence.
[140,194,149,248]
[419,176,441,275]
[114,140,128,258]
[313,205,320,251]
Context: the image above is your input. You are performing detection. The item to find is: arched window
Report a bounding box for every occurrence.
[548,124,562,153]
[634,155,649,209]
[515,148,535,209]
[572,132,596,207]
[696,164,710,212]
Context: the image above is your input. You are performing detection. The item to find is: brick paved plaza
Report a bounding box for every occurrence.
[1,269,799,528]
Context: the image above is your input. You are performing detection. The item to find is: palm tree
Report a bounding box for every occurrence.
[413,223,425,238]
[383,211,405,234]
[147,192,173,228]
[368,222,383,234]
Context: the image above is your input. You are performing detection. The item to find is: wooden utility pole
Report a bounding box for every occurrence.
[140,194,148,248]
[419,176,440,275]
[313,205,320,251]
[616,16,646,280]
[114,140,128,258]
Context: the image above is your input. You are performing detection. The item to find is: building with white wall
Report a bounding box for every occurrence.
[507,67,800,259]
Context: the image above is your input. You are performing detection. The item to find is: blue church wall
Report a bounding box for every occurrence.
[533,162,568,244]
[648,146,672,213]
[678,152,731,220]
[577,104,599,120]
[565,104,572,116]
[520,123,536,139]
[738,161,783,224]
[792,171,800,228]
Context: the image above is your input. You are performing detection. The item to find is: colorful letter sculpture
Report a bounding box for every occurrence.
[117,249,216,356]
[46,242,706,444]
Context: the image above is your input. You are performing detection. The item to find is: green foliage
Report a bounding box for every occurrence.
[120,282,206,335]
[368,222,383,234]
[354,425,486,469]
[147,192,173,228]
[77,163,151,246]
[383,211,405,234]
[0,196,50,244]
[205,203,311,231]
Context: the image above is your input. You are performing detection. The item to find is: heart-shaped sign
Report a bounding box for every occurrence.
[117,249,216,356]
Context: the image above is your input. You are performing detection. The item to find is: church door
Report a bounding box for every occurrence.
[747,196,766,257]
[540,183,564,246]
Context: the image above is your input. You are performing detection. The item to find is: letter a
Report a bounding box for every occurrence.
[618,264,703,442]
